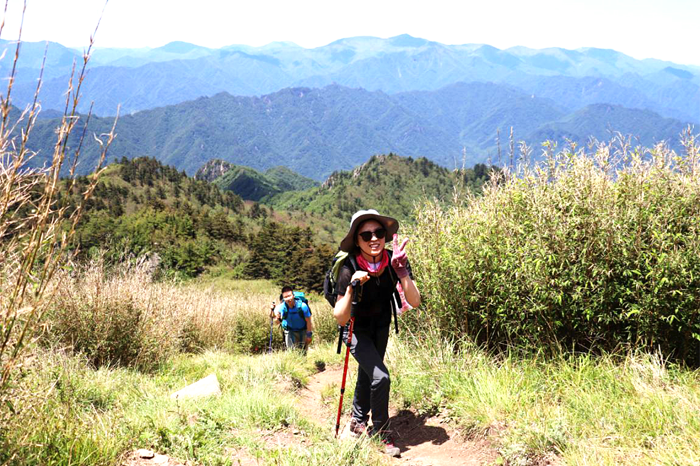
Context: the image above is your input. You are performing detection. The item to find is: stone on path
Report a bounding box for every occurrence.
[137,449,154,459]
[124,450,188,466]
[170,373,221,400]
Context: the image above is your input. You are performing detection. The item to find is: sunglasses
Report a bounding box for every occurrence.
[358,228,387,242]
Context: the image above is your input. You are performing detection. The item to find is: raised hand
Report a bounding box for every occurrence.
[391,234,410,278]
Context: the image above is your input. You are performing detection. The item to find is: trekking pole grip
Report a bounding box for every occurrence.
[350,279,362,309]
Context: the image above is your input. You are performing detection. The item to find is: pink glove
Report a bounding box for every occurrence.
[391,234,410,279]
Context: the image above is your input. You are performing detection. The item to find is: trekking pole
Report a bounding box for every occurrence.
[335,279,361,438]
[268,301,275,353]
[336,325,343,354]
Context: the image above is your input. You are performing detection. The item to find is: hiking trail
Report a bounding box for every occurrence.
[124,361,501,465]
[301,363,500,465]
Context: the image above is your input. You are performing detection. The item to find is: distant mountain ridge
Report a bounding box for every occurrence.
[24,83,692,180]
[2,35,698,122]
[264,153,493,224]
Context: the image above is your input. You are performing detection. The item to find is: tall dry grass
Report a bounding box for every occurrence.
[0,4,115,456]
[45,257,337,370]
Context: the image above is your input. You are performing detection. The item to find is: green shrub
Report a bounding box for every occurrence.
[411,137,700,363]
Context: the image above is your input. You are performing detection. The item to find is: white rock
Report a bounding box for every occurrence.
[137,449,155,459]
[171,373,221,400]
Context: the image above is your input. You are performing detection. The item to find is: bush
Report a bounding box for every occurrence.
[411,135,700,364]
[47,259,183,371]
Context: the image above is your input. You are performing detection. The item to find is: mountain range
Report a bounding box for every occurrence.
[3,35,698,123]
[24,82,692,180]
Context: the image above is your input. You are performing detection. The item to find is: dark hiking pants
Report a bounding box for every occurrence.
[284,329,307,355]
[345,322,391,432]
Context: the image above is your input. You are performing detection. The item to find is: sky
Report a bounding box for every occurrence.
[3,0,700,66]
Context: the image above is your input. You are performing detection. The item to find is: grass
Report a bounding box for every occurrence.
[0,6,115,451]
[1,344,381,466]
[388,329,700,465]
[411,134,700,361]
[4,309,700,465]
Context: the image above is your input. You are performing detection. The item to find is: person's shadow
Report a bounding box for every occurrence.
[388,409,451,453]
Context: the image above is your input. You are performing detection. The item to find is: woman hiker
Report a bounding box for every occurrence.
[333,209,421,457]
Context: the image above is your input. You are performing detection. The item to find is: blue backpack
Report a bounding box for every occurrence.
[280,291,311,331]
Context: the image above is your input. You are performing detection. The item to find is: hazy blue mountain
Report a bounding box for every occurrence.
[507,75,694,121]
[504,46,660,77]
[395,82,566,149]
[90,41,214,67]
[613,72,700,123]
[12,51,296,115]
[525,104,689,153]
[23,84,692,181]
[0,39,82,81]
[293,43,519,92]
[3,35,698,121]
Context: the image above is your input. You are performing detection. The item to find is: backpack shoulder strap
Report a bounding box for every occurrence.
[386,250,398,283]
[331,251,350,280]
[296,298,310,315]
[345,253,358,273]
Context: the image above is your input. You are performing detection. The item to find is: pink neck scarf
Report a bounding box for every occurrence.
[356,250,389,275]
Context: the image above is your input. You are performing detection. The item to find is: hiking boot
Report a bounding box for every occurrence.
[349,418,368,438]
[379,432,400,457]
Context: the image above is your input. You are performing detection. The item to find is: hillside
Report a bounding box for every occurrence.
[266,153,493,226]
[528,104,689,150]
[65,157,334,290]
[64,154,492,288]
[195,159,319,201]
[23,84,692,180]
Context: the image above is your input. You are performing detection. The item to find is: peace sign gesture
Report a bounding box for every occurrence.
[391,234,410,279]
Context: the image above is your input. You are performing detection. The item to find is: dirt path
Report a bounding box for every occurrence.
[124,362,500,465]
[302,364,500,465]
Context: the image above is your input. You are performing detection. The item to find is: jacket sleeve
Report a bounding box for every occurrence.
[336,264,353,298]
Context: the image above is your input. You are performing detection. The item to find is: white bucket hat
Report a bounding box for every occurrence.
[339,209,399,252]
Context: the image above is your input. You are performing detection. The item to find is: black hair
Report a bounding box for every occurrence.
[280,285,294,299]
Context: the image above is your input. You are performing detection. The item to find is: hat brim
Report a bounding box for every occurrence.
[339,212,399,252]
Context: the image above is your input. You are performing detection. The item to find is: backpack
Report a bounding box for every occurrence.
[280,291,311,331]
[323,251,357,307]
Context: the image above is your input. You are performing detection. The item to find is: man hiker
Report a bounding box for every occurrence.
[270,285,313,353]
